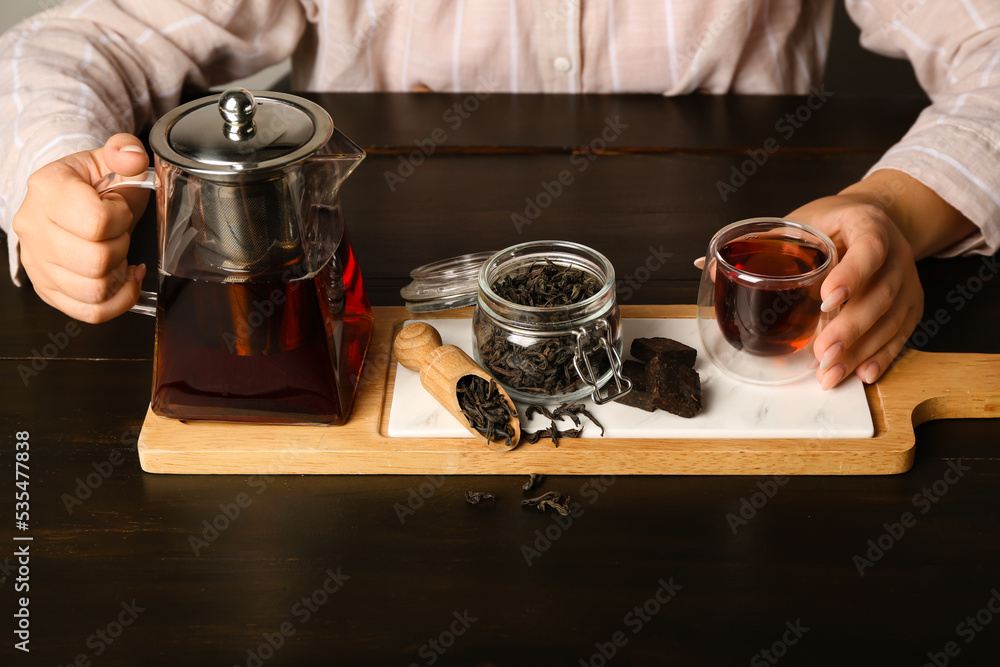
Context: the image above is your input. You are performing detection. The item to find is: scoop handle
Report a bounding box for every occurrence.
[394,322,444,371]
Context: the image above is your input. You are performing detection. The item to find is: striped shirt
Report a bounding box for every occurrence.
[1,0,998,283]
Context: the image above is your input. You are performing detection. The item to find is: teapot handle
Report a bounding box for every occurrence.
[132,291,158,317]
[95,168,157,194]
[96,168,158,317]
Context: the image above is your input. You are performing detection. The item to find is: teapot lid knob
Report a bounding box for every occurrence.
[219,88,257,140]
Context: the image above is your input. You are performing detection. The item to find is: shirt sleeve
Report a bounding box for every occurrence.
[846,0,1000,257]
[0,0,310,284]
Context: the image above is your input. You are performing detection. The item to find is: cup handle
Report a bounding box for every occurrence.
[96,168,158,317]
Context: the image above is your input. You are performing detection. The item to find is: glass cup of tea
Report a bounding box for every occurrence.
[696,217,838,384]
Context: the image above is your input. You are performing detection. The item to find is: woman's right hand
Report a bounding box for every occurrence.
[12,133,151,323]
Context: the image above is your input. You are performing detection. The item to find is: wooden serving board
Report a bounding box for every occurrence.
[136,305,1000,475]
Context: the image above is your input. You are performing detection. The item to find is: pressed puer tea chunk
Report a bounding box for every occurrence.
[615,360,658,412]
[615,337,702,418]
[631,337,698,367]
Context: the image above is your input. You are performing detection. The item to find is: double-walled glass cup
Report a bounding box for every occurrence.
[697,218,838,384]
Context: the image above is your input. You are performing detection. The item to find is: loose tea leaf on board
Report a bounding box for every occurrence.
[554,402,605,437]
[525,404,555,421]
[522,422,584,447]
[521,427,549,445]
[522,401,605,443]
[549,420,560,446]
[552,405,582,429]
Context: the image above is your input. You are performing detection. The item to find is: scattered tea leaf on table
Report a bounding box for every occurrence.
[522,491,572,516]
[465,491,496,505]
[522,473,546,493]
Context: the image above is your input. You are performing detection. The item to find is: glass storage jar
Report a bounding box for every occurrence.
[472,240,631,404]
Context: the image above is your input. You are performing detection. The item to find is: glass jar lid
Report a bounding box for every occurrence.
[400,251,497,312]
[149,88,334,180]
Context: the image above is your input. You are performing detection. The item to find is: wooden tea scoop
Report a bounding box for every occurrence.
[394,322,521,451]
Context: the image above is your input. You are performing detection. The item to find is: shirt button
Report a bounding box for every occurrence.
[553,56,572,72]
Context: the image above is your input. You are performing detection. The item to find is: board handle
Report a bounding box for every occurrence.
[878,350,1000,428]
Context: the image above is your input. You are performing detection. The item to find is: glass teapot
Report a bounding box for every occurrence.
[99,89,373,425]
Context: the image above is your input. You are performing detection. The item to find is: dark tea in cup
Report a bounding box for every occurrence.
[715,235,828,356]
[697,218,838,384]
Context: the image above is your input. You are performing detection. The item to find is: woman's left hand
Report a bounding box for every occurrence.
[787,194,924,389]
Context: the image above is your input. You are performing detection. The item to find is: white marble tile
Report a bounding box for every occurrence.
[387,318,874,439]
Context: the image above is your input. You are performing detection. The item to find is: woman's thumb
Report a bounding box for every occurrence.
[101,133,149,177]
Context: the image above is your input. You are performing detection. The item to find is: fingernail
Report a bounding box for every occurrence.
[821,364,845,391]
[821,286,849,313]
[119,145,146,154]
[860,360,880,384]
[819,341,844,372]
[693,256,706,270]
[135,263,147,282]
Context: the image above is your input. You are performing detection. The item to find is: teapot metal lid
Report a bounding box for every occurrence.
[149,88,334,179]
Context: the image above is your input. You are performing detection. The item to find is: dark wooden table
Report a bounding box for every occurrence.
[2,94,998,666]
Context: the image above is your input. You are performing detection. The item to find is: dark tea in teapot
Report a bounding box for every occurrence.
[152,227,372,425]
